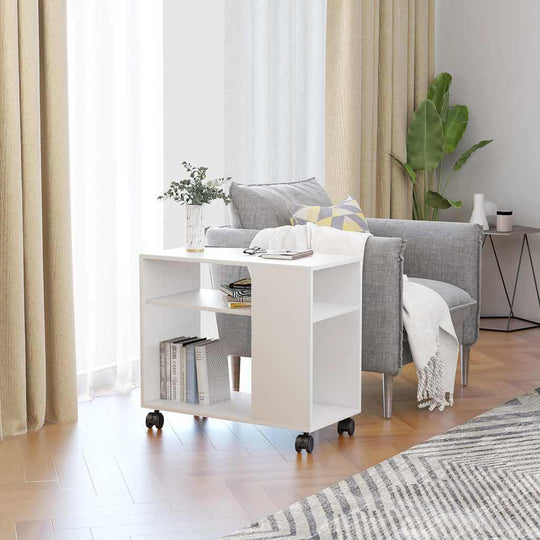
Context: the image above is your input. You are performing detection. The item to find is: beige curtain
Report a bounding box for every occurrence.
[0,0,77,439]
[325,0,435,219]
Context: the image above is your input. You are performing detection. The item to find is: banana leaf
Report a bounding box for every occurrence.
[453,139,493,171]
[425,190,463,209]
[390,155,417,184]
[427,72,452,113]
[440,91,450,125]
[406,100,444,171]
[444,105,469,153]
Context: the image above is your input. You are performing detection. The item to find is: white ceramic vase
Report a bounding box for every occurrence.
[469,193,489,231]
[185,204,205,252]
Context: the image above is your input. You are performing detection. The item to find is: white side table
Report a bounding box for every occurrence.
[140,248,363,453]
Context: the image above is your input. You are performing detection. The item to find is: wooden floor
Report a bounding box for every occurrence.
[2,329,540,540]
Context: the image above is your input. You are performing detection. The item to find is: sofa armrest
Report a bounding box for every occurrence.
[362,236,405,374]
[367,218,482,346]
[366,219,482,302]
[206,227,259,249]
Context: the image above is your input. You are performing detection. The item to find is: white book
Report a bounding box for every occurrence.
[195,341,212,405]
[174,337,202,403]
[171,337,199,402]
[260,249,313,260]
[170,342,180,401]
[165,341,172,399]
[195,340,230,405]
[187,339,208,404]
[162,336,186,400]
[180,344,187,403]
[159,341,167,399]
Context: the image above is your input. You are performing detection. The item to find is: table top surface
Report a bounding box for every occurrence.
[484,225,540,236]
[140,247,363,270]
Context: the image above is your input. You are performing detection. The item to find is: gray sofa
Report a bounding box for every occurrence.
[206,179,483,418]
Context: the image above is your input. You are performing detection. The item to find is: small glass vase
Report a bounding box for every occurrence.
[185,204,205,252]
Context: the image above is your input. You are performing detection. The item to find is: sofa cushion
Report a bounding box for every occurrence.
[402,277,476,367]
[229,178,332,229]
[290,196,369,232]
[407,277,474,309]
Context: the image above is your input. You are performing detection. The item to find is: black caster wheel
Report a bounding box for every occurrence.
[146,410,164,430]
[295,432,314,453]
[337,417,355,436]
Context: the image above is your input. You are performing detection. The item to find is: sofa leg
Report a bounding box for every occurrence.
[382,373,393,419]
[231,356,241,392]
[460,345,470,386]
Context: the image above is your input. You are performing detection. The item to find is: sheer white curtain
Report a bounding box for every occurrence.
[225,0,327,185]
[67,0,163,399]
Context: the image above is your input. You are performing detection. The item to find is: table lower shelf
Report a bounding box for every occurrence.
[143,392,360,432]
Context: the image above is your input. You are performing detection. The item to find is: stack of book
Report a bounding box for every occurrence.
[219,278,251,309]
[159,337,230,405]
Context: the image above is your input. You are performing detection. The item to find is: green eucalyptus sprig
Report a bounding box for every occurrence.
[390,72,492,221]
[158,161,231,206]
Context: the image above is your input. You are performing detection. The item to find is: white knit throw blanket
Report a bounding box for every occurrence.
[252,224,458,411]
[402,275,458,410]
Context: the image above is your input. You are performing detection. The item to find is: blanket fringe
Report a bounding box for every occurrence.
[416,348,453,412]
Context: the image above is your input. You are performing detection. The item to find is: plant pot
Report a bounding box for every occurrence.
[185,204,205,252]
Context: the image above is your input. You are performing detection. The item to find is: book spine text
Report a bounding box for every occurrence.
[195,345,210,405]
[159,341,166,399]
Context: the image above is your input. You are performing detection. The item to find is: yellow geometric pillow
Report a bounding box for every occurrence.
[289,196,369,232]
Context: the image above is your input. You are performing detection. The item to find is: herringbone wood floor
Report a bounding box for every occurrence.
[2,329,540,540]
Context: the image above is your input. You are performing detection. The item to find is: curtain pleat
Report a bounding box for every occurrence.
[0,0,77,439]
[19,0,47,432]
[325,0,362,202]
[325,0,435,218]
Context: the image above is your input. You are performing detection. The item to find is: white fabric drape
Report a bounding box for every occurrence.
[224,0,327,185]
[67,0,163,399]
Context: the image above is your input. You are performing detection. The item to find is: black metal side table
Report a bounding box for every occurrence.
[481,225,540,332]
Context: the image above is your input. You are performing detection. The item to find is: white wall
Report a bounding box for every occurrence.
[436,0,540,321]
[162,0,228,250]
[163,1,229,338]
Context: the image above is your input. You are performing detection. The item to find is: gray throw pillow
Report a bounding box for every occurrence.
[229,178,332,229]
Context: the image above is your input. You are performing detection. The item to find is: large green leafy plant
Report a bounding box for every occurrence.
[391,72,492,220]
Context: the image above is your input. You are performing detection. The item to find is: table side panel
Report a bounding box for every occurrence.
[250,265,313,431]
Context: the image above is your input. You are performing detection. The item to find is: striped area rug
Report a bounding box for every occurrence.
[226,388,540,539]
